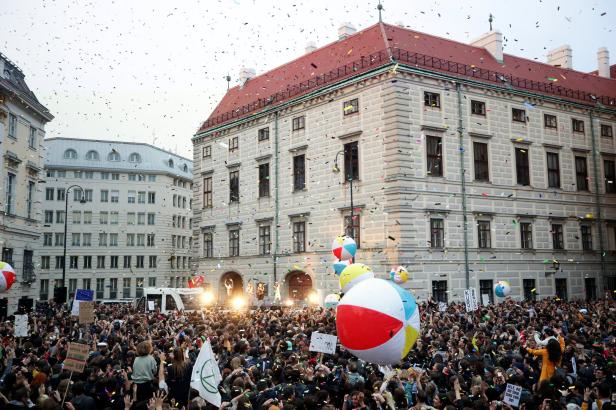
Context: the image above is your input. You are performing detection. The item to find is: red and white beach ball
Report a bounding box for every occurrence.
[331,235,357,261]
[0,261,16,293]
[336,278,420,365]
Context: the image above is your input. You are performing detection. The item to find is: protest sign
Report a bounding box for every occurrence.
[464,288,478,312]
[79,301,95,324]
[503,383,523,407]
[438,302,448,312]
[63,343,89,373]
[309,332,337,355]
[71,289,94,316]
[482,293,491,306]
[14,314,28,337]
[148,301,155,311]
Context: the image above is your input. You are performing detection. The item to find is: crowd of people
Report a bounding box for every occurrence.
[0,297,614,410]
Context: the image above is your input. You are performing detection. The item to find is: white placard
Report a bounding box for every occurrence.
[14,314,29,337]
[438,302,448,312]
[147,301,155,311]
[503,383,523,408]
[464,288,479,312]
[482,293,491,306]
[309,332,337,355]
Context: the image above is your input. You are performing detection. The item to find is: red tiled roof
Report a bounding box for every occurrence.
[197,23,616,134]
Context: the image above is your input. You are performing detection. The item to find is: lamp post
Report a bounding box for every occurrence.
[333,149,355,252]
[61,185,86,300]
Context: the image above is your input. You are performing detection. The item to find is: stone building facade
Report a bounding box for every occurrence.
[41,138,193,301]
[192,23,616,304]
[0,52,53,315]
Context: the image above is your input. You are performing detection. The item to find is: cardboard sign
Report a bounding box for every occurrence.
[309,332,337,355]
[147,301,155,311]
[482,293,491,306]
[64,343,89,373]
[464,288,479,312]
[503,383,523,408]
[79,301,95,324]
[14,314,28,337]
[71,289,94,316]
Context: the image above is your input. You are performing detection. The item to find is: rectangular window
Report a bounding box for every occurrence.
[601,124,613,138]
[555,278,568,301]
[1,248,13,266]
[581,225,592,250]
[72,233,80,246]
[432,280,448,303]
[109,278,117,299]
[47,170,55,178]
[74,171,82,179]
[148,175,156,182]
[473,142,489,181]
[53,256,64,270]
[112,173,119,180]
[57,188,65,201]
[41,256,50,269]
[82,278,91,291]
[46,187,54,201]
[5,173,16,214]
[258,128,270,141]
[44,210,53,224]
[40,279,49,300]
[126,234,135,246]
[97,256,105,269]
[127,212,135,225]
[202,145,212,157]
[344,215,361,248]
[136,255,144,268]
[229,136,239,152]
[229,229,240,256]
[128,190,136,203]
[547,152,561,188]
[137,191,145,204]
[55,233,64,246]
[202,176,212,208]
[229,170,240,202]
[128,174,136,181]
[255,225,270,255]
[293,221,306,253]
[426,136,442,177]
[83,233,91,246]
[203,232,213,257]
[343,98,359,115]
[148,192,156,204]
[344,141,359,181]
[100,190,109,202]
[73,211,81,224]
[148,277,156,287]
[69,256,78,269]
[43,233,52,246]
[110,255,119,268]
[479,280,494,304]
[123,255,132,268]
[520,222,533,249]
[99,233,108,246]
[85,171,93,179]
[471,100,486,116]
[83,211,91,224]
[123,278,131,298]
[147,213,155,225]
[111,190,119,203]
[572,118,585,133]
[430,218,444,248]
[477,221,491,249]
[56,211,65,224]
[293,155,306,191]
[8,113,17,138]
[512,108,526,123]
[57,170,66,178]
[544,114,557,129]
[96,278,105,299]
[424,92,440,108]
[137,213,145,225]
[292,116,305,131]
[109,233,118,246]
[101,172,109,180]
[110,212,119,224]
[137,234,145,246]
[147,255,156,268]
[83,255,92,269]
[26,182,34,219]
[73,189,83,202]
[575,156,589,191]
[523,279,536,301]
[605,160,616,193]
[258,163,270,198]
[99,211,108,225]
[515,147,530,186]
[147,234,155,247]
[552,224,564,250]
[68,279,78,297]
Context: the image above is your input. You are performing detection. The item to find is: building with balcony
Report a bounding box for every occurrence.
[0,52,53,315]
[192,22,616,305]
[41,138,193,301]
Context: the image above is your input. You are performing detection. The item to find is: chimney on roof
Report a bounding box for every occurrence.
[546,45,573,69]
[338,22,357,40]
[470,30,503,63]
[598,47,610,78]
[305,41,317,54]
[239,67,256,84]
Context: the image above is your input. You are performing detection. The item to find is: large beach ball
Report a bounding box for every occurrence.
[324,293,341,308]
[333,259,351,276]
[0,262,16,293]
[339,263,374,293]
[332,235,357,260]
[494,280,511,298]
[337,278,420,365]
[389,266,409,284]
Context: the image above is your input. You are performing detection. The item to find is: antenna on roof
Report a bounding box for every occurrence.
[377,0,384,23]
[225,74,231,90]
[489,13,494,31]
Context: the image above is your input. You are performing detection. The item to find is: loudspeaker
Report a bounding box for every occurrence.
[17,297,33,313]
[54,286,67,304]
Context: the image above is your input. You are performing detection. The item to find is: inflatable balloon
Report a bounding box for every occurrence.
[339,263,374,293]
[332,235,357,260]
[188,275,204,288]
[324,293,340,308]
[389,266,409,284]
[333,259,351,276]
[337,278,420,365]
[494,280,511,298]
[0,261,16,293]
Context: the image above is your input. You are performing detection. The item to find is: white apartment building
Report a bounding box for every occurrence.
[0,52,53,315]
[41,138,193,301]
[192,23,616,304]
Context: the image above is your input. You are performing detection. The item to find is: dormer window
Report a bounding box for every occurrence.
[129,153,142,163]
[86,150,99,160]
[108,150,121,161]
[64,149,78,159]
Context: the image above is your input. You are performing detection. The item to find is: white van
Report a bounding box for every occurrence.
[137,287,204,313]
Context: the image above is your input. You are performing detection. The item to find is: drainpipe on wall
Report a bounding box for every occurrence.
[456,82,471,290]
[589,111,606,292]
[273,111,280,284]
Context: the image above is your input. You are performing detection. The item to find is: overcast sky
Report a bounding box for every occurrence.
[1,0,613,158]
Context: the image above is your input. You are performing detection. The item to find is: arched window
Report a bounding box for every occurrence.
[64,149,77,159]
[108,150,121,161]
[85,150,99,160]
[182,164,188,172]
[129,152,141,163]
[168,159,174,168]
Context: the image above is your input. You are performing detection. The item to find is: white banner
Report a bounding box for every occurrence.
[464,288,478,312]
[14,314,28,337]
[309,332,337,355]
[190,340,222,408]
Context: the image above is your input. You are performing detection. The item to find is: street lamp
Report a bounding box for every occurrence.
[333,150,355,251]
[60,184,86,301]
